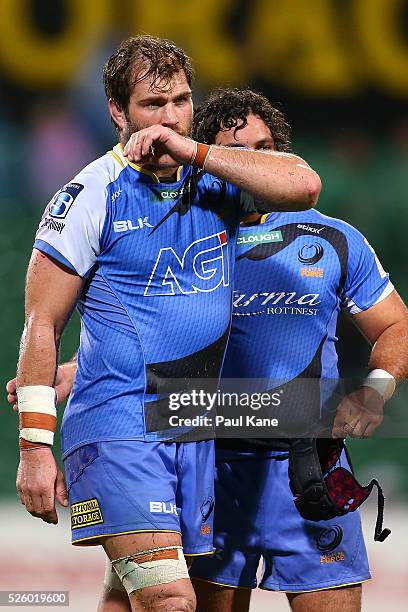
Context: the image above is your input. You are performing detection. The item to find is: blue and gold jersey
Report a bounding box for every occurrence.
[223,209,393,383]
[35,145,245,456]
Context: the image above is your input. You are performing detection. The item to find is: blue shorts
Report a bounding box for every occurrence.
[64,440,215,555]
[190,448,371,592]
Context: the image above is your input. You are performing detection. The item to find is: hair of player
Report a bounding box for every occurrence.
[192,88,291,151]
[103,35,194,129]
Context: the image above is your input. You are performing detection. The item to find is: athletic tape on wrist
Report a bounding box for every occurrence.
[17,386,56,446]
[192,143,212,169]
[362,369,396,402]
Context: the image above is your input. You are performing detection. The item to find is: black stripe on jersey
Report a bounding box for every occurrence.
[145,326,231,394]
[238,223,349,298]
[216,336,327,451]
[144,327,230,439]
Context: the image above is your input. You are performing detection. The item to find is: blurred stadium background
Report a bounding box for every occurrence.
[0,1,407,609]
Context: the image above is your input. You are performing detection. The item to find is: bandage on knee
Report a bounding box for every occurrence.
[111,546,189,595]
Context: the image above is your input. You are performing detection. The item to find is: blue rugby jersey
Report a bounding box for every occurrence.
[221,210,393,425]
[35,144,247,456]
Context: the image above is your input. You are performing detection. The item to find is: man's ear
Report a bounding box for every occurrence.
[108,98,126,131]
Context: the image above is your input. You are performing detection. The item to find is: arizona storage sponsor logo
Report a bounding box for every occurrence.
[70,498,104,529]
[237,230,283,246]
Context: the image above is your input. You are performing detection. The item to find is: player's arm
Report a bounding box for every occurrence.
[333,291,408,438]
[199,147,320,211]
[354,290,408,381]
[7,355,78,412]
[16,249,84,523]
[123,126,321,210]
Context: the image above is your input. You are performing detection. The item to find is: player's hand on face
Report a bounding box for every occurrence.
[123,125,196,167]
[6,363,76,412]
[332,387,384,439]
[16,448,68,524]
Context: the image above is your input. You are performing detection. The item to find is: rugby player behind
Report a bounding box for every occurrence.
[11,38,321,612]
[189,89,408,612]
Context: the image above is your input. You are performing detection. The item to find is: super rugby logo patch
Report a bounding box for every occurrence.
[144,231,229,296]
[49,183,84,219]
[70,498,104,529]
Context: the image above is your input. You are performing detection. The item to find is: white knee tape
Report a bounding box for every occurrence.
[104,558,126,592]
[111,546,189,595]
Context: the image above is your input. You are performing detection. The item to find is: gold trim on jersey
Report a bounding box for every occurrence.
[109,150,125,168]
[115,143,183,183]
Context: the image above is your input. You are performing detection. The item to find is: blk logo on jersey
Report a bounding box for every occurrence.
[149,501,178,515]
[49,183,84,218]
[145,231,229,296]
[113,217,153,232]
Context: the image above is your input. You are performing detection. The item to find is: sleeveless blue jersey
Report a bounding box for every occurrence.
[35,145,246,456]
[222,209,392,387]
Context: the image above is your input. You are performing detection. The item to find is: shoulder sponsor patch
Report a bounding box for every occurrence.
[49,183,84,219]
[70,498,104,529]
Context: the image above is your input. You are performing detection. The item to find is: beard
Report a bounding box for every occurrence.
[121,116,142,146]
[120,113,193,172]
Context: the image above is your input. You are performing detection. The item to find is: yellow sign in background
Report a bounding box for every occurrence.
[0,0,408,94]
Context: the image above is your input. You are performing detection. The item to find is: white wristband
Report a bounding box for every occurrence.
[362,369,396,402]
[17,385,56,415]
[19,428,55,445]
[17,386,56,446]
